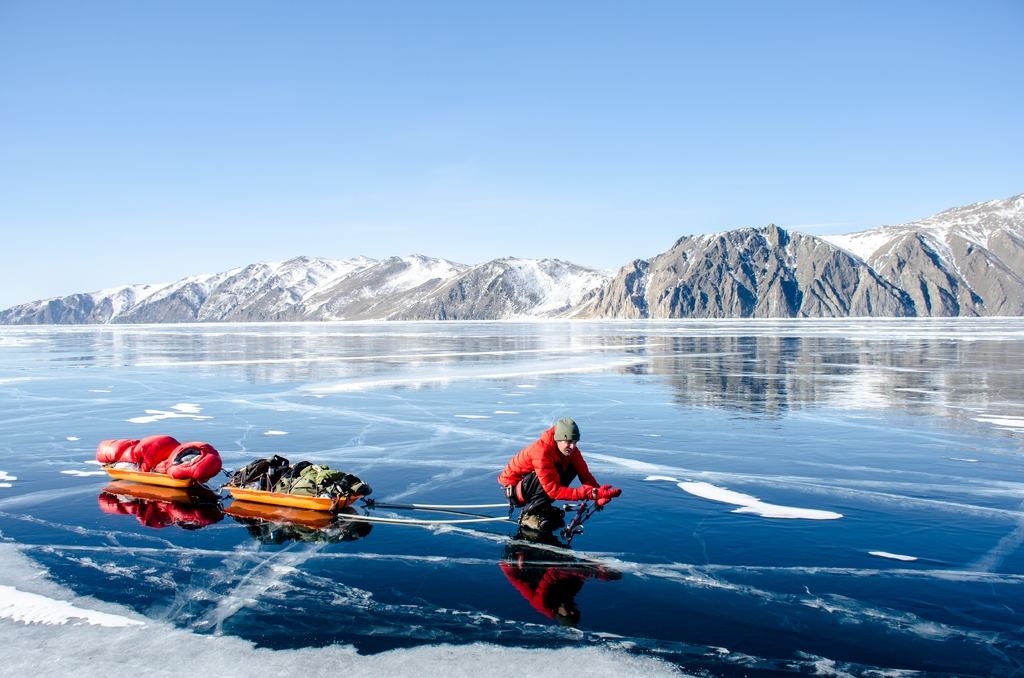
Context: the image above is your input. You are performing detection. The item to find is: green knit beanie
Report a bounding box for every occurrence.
[553,417,581,441]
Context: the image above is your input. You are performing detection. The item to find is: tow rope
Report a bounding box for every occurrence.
[358,498,515,525]
[362,499,508,510]
[338,513,515,526]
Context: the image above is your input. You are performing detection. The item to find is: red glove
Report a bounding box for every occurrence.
[593,484,621,506]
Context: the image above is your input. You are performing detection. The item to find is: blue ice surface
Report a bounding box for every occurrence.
[1,319,1023,677]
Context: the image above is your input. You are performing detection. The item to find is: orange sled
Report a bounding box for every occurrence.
[226,486,363,512]
[104,467,195,488]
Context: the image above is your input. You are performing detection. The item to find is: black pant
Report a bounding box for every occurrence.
[505,468,578,515]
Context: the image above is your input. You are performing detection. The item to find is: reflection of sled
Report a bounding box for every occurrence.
[104,467,195,488]
[99,481,223,530]
[227,504,372,544]
[226,487,364,512]
[225,500,337,529]
[102,480,219,504]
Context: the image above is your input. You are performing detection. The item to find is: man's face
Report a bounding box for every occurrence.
[556,439,578,456]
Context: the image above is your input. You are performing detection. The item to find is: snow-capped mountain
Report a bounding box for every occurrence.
[392,258,612,320]
[3,193,1023,323]
[821,194,1024,316]
[300,255,470,320]
[823,194,1024,261]
[572,193,1024,319]
[0,255,612,324]
[0,256,378,324]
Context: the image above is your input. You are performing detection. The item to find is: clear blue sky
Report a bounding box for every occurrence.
[1,1,1022,308]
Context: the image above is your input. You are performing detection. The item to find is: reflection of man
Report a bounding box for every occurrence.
[499,418,621,531]
[500,538,622,627]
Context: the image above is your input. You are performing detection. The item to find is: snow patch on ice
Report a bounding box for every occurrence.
[870,551,918,562]
[0,471,17,482]
[0,483,11,488]
[645,477,842,520]
[264,431,288,436]
[128,403,211,424]
[454,415,491,419]
[88,389,110,393]
[974,415,1024,431]
[0,585,144,628]
[678,482,843,520]
[85,460,102,466]
[588,455,662,473]
[60,470,108,477]
[494,411,520,415]
[270,565,298,574]
[66,437,80,441]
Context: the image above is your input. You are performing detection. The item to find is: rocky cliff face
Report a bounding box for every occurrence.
[573,225,914,319]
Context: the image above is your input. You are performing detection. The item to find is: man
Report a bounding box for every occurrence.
[499,417,622,531]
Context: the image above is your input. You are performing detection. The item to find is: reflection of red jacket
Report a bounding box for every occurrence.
[500,562,586,619]
[498,427,599,501]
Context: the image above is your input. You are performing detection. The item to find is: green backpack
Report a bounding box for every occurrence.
[273,462,372,499]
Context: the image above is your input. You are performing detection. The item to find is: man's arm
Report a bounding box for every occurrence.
[571,450,599,487]
[535,461,592,501]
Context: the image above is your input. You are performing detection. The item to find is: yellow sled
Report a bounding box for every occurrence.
[226,486,363,512]
[104,467,194,488]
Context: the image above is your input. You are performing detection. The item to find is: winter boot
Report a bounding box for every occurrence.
[518,505,565,532]
[518,512,544,531]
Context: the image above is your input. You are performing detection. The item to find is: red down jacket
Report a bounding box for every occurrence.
[95,435,223,484]
[498,426,599,502]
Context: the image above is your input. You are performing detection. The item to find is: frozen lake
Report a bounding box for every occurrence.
[1,319,1023,677]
